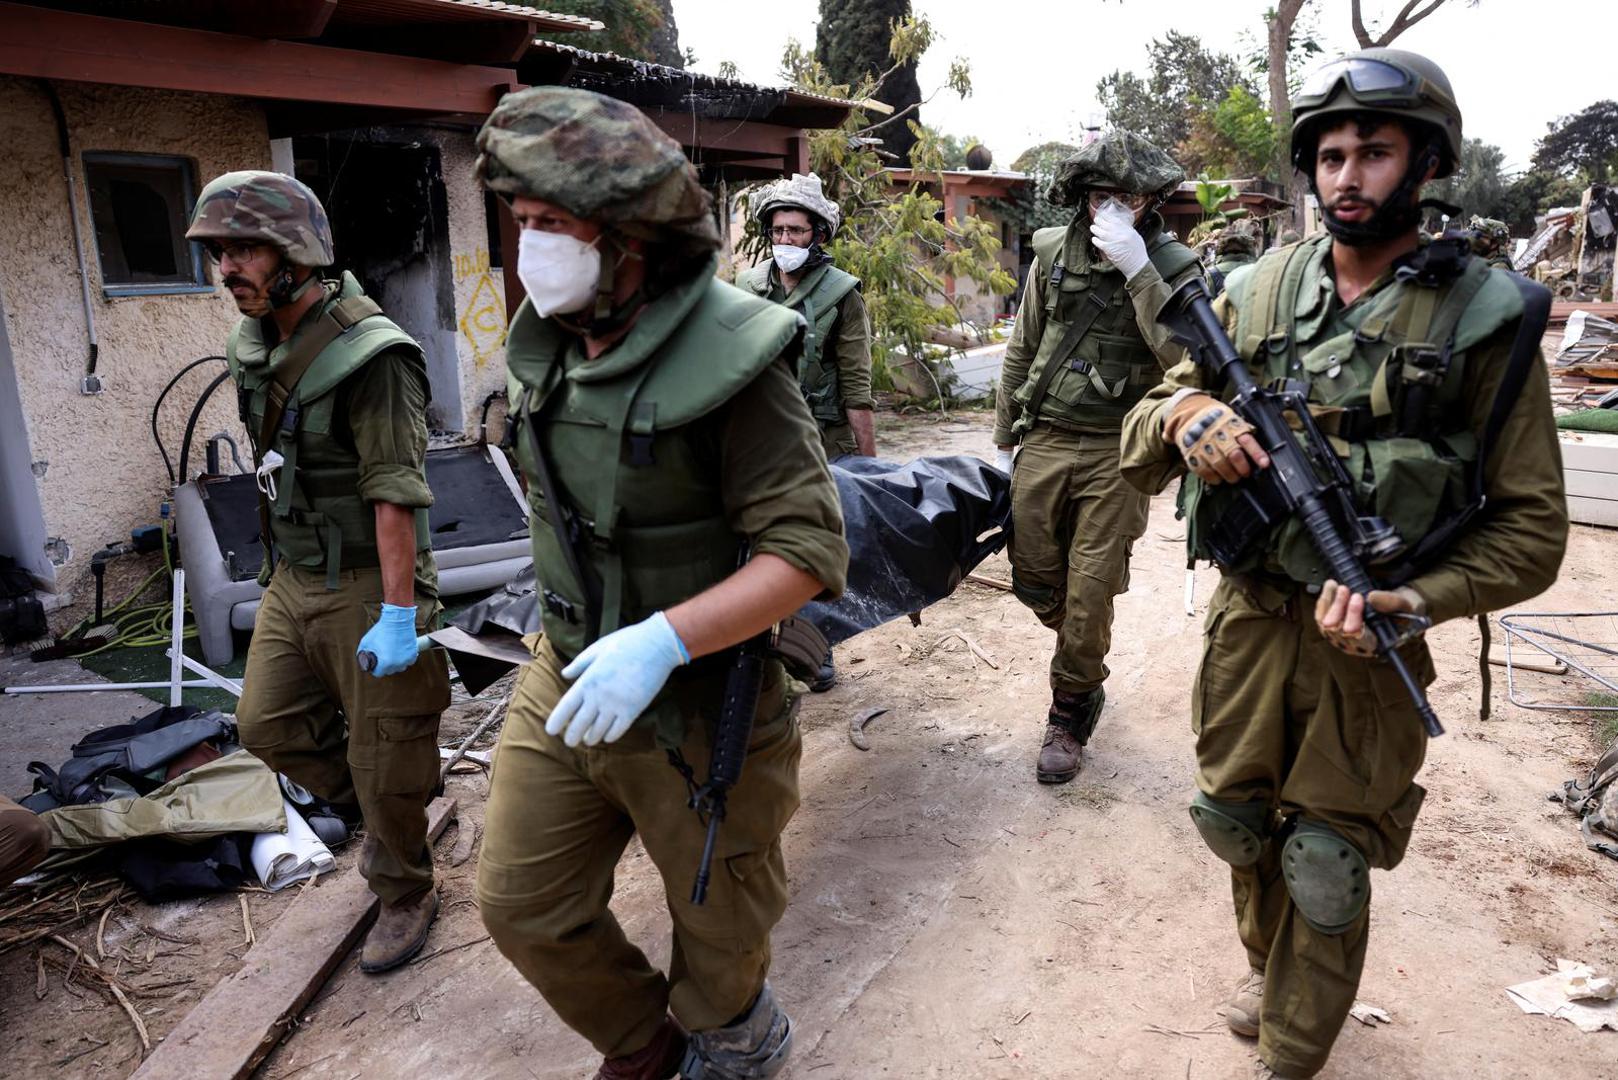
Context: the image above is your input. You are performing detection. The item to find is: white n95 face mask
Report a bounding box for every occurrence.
[772,244,811,273]
[517,229,602,317]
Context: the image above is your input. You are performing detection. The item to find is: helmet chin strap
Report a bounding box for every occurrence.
[1315,144,1439,248]
[559,233,646,338]
[266,261,322,310]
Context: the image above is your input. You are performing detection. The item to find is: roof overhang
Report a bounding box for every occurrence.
[0,1,520,127]
[887,168,1031,200]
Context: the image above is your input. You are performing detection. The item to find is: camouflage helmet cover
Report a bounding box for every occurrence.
[752,172,842,237]
[1469,215,1510,250]
[186,170,334,267]
[1289,48,1463,178]
[1048,130,1185,208]
[1214,217,1261,256]
[475,86,719,255]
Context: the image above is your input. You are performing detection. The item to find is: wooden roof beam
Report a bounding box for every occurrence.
[0,1,518,116]
[323,18,538,64]
[218,0,339,40]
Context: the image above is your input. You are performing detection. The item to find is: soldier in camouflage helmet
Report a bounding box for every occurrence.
[188,171,450,974]
[473,87,848,1080]
[1207,218,1262,298]
[992,129,1201,786]
[1469,215,1514,269]
[1120,49,1566,1078]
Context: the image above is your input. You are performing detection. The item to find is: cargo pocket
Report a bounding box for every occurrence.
[1375,781,1427,870]
[371,713,441,796]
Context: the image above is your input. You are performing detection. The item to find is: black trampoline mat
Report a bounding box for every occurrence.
[200,446,528,582]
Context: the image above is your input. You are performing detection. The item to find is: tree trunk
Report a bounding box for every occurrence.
[1268,0,1310,233]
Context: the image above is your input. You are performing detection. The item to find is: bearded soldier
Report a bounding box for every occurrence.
[187,173,449,972]
[739,172,874,693]
[471,88,848,1080]
[992,132,1202,784]
[1119,49,1567,1078]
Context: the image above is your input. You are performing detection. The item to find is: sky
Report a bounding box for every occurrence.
[674,0,1613,175]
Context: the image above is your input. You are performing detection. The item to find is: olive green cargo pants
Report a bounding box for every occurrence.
[1194,575,1432,1078]
[820,420,857,460]
[1008,426,1150,696]
[237,563,449,906]
[476,635,802,1059]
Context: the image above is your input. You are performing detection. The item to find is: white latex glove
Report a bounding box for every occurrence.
[994,446,1015,474]
[546,611,690,747]
[1089,199,1150,280]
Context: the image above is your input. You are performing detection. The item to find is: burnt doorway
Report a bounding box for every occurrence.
[292,135,462,432]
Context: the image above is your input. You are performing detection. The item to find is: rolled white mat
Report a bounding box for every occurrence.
[251,798,336,892]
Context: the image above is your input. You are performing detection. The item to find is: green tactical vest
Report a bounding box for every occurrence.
[1012,215,1201,436]
[505,259,804,674]
[1182,234,1526,588]
[739,260,860,428]
[227,272,431,588]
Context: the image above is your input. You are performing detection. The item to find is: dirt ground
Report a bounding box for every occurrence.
[2,407,1616,1080]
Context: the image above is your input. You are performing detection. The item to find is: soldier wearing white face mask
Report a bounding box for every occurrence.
[992,131,1203,785]
[738,174,876,464]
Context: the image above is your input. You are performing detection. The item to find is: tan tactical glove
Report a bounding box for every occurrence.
[1162,393,1270,484]
[1314,579,1428,657]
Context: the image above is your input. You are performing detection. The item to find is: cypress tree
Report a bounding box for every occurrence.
[816,0,921,165]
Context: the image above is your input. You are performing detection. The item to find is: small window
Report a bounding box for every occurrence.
[83,153,207,296]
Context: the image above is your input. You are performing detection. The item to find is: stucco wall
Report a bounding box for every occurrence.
[436,129,510,438]
[0,77,265,599]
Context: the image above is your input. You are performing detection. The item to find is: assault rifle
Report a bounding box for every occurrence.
[1157,278,1443,738]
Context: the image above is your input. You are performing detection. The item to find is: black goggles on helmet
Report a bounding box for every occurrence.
[1294,57,1453,113]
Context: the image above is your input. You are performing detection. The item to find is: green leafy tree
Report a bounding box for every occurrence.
[520,0,678,66]
[929,131,986,170]
[1533,100,1618,183]
[1097,32,1259,155]
[817,0,923,165]
[1426,137,1510,223]
[751,17,1012,397]
[1176,86,1278,179]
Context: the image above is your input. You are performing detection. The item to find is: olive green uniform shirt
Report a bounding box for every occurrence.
[1118,246,1568,624]
[336,350,439,600]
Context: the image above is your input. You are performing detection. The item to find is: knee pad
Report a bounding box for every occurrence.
[1010,568,1062,620]
[1281,820,1370,935]
[681,982,793,1080]
[1189,792,1270,867]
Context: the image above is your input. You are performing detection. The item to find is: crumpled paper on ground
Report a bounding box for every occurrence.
[1506,959,1618,1033]
[1349,1002,1391,1026]
[250,798,335,891]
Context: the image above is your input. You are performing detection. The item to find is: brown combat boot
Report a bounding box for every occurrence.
[1036,687,1104,784]
[360,887,438,974]
[595,1017,687,1080]
[1224,968,1264,1037]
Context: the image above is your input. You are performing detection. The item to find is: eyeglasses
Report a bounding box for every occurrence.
[1086,190,1149,211]
[1294,57,1453,112]
[768,226,814,241]
[201,240,267,264]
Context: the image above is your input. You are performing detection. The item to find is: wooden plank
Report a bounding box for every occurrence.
[130,796,458,1080]
[0,3,516,116]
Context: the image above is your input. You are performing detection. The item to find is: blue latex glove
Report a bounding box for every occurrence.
[356,603,420,678]
[547,611,690,747]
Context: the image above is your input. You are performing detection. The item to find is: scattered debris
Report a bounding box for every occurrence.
[409,934,491,968]
[49,933,151,1054]
[926,628,999,669]
[848,707,890,751]
[239,895,255,948]
[1507,959,1618,1033]
[449,820,480,868]
[1499,613,1618,711]
[1349,1002,1392,1026]
[1562,963,1618,1002]
[965,572,1013,592]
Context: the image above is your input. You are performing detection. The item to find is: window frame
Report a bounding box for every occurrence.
[81,151,212,298]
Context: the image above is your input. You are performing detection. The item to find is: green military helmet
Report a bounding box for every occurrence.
[752,172,842,238]
[186,170,334,267]
[475,86,719,256]
[1214,217,1260,257]
[1469,215,1511,251]
[1289,48,1462,178]
[1048,130,1185,208]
